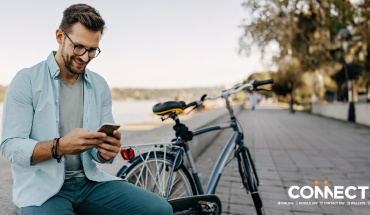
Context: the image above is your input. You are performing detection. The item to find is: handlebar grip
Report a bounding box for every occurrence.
[252,79,274,88]
[200,94,207,101]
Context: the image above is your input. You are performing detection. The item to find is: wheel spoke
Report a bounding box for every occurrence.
[123,152,195,200]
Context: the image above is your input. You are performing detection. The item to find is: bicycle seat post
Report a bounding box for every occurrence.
[170,113,181,126]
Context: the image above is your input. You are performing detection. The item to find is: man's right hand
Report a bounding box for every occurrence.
[59,128,107,155]
[31,128,107,165]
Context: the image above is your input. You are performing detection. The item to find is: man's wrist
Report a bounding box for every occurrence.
[57,137,64,156]
[97,151,111,162]
[51,138,62,162]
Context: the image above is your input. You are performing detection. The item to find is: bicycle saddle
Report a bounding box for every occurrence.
[152,101,186,116]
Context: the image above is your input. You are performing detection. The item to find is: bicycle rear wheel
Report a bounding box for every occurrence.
[237,146,264,215]
[117,151,196,200]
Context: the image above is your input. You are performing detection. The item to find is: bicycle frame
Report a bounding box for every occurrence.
[177,117,243,195]
[165,91,261,197]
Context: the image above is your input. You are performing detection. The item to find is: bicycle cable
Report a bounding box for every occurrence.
[235,117,244,136]
[225,155,236,167]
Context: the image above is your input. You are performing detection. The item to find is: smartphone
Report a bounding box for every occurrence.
[97,123,121,136]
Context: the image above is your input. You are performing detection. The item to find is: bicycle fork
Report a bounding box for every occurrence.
[236,146,263,210]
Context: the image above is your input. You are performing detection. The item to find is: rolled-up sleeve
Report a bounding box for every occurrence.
[0,70,38,167]
[101,80,115,124]
[89,77,117,164]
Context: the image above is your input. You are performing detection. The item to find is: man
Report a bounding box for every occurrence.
[245,90,261,110]
[0,4,172,215]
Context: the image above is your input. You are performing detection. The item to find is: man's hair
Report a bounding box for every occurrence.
[59,4,105,34]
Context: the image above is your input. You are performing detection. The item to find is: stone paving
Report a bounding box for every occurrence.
[195,108,370,215]
[2,107,370,215]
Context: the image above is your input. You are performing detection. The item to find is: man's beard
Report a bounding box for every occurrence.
[63,56,83,75]
[61,43,87,75]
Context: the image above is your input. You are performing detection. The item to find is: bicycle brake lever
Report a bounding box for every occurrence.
[186,106,198,115]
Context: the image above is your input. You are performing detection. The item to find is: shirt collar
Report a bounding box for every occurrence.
[47,51,60,78]
[47,51,91,85]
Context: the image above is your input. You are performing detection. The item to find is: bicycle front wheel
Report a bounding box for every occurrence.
[117,151,196,200]
[237,146,264,215]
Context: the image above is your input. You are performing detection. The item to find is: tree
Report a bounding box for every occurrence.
[240,0,351,68]
[239,0,357,102]
[272,57,304,112]
[350,0,370,100]
[245,71,275,83]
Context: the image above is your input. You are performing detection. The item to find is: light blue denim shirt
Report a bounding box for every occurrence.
[0,52,121,207]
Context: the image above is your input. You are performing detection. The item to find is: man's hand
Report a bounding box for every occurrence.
[96,130,121,161]
[59,128,107,155]
[31,128,107,164]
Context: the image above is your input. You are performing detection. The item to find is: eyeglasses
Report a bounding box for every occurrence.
[63,31,101,58]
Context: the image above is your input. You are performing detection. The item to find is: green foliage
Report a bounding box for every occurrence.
[272,57,305,96]
[245,71,275,83]
[240,0,356,71]
[350,1,370,84]
[245,58,307,104]
[240,0,370,103]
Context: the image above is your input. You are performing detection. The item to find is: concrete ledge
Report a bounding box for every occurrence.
[312,103,370,126]
[312,103,348,121]
[356,103,370,126]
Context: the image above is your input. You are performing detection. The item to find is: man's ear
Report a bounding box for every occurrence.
[56,29,64,45]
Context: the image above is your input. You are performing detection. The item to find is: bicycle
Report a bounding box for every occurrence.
[116,79,274,215]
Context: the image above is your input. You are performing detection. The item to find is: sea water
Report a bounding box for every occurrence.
[0,100,158,140]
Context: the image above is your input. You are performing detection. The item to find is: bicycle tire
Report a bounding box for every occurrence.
[237,146,265,215]
[117,151,197,200]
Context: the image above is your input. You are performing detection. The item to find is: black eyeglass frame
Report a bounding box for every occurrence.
[63,31,101,58]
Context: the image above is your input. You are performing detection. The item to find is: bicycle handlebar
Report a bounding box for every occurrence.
[251,79,274,87]
[184,79,274,109]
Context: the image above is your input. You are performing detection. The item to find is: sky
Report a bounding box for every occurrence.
[0,0,275,89]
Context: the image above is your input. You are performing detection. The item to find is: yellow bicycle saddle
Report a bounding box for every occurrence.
[152,101,186,116]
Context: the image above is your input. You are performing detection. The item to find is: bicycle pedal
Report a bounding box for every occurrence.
[170,195,221,215]
[197,200,220,214]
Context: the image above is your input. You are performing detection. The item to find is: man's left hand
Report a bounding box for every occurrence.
[96,130,121,161]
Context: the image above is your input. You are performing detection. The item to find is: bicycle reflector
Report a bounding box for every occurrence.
[120,147,135,160]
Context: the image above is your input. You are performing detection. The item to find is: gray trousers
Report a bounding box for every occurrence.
[17,177,173,215]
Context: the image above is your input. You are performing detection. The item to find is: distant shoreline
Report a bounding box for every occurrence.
[0,86,223,102]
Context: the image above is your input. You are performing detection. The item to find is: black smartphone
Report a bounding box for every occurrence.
[97,123,121,136]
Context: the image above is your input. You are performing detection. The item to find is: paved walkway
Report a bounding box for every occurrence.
[196,108,370,215]
[1,107,370,215]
